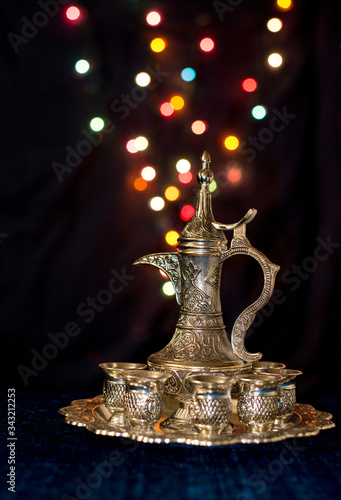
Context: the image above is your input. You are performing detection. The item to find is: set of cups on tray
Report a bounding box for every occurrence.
[99,361,302,435]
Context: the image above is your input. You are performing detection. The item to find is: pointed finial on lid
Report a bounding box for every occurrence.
[198,150,213,186]
[201,150,211,164]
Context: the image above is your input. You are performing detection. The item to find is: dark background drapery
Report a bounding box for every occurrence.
[1,0,340,399]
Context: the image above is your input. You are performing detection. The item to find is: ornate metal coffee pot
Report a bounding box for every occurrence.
[134,152,279,429]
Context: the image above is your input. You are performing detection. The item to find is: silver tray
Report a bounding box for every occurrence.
[59,395,335,446]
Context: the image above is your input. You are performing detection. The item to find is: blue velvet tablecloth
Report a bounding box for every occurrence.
[1,391,340,500]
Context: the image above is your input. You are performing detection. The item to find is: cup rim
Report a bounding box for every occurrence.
[186,374,234,389]
[237,373,283,387]
[257,368,302,382]
[252,361,286,370]
[99,362,147,376]
[122,370,169,382]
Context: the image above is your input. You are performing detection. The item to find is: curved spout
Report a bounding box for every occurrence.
[133,253,181,305]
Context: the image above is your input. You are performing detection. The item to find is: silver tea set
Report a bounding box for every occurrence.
[60,152,335,444]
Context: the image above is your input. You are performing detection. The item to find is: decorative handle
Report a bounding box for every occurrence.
[218,212,280,362]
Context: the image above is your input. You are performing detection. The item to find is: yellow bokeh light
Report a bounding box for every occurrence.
[267,18,283,32]
[276,0,292,10]
[134,177,148,191]
[224,135,239,151]
[150,38,167,53]
[165,186,180,201]
[165,230,179,246]
[170,96,184,110]
[268,53,283,68]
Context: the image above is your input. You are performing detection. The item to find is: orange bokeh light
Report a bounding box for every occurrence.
[191,120,207,135]
[134,177,148,191]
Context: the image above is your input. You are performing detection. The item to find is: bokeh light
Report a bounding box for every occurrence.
[165,230,179,246]
[66,6,81,21]
[135,72,151,87]
[268,53,283,67]
[146,11,161,26]
[224,135,239,150]
[178,171,193,184]
[170,96,185,110]
[135,136,148,151]
[267,18,283,32]
[191,120,207,135]
[176,159,191,173]
[252,105,267,120]
[227,167,242,183]
[209,180,217,192]
[150,38,167,52]
[180,204,195,221]
[200,37,214,52]
[160,102,174,117]
[141,166,156,181]
[165,186,180,201]
[162,281,175,296]
[134,177,148,191]
[241,78,257,92]
[75,59,90,74]
[181,67,196,82]
[126,139,138,154]
[90,117,105,132]
[276,0,292,10]
[149,196,165,211]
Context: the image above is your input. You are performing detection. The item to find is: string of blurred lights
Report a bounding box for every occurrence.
[64,1,293,297]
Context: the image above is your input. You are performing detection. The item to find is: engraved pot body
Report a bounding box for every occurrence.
[152,253,237,365]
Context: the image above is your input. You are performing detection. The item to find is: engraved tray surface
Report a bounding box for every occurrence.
[59,395,335,446]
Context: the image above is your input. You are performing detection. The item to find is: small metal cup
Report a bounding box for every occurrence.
[237,374,283,432]
[99,362,147,418]
[258,368,302,425]
[122,370,169,429]
[187,374,235,435]
[252,361,286,373]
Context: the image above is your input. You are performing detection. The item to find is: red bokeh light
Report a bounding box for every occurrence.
[242,78,257,93]
[227,167,242,183]
[180,204,195,221]
[160,102,174,117]
[66,6,81,21]
[199,37,214,52]
[178,172,193,184]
